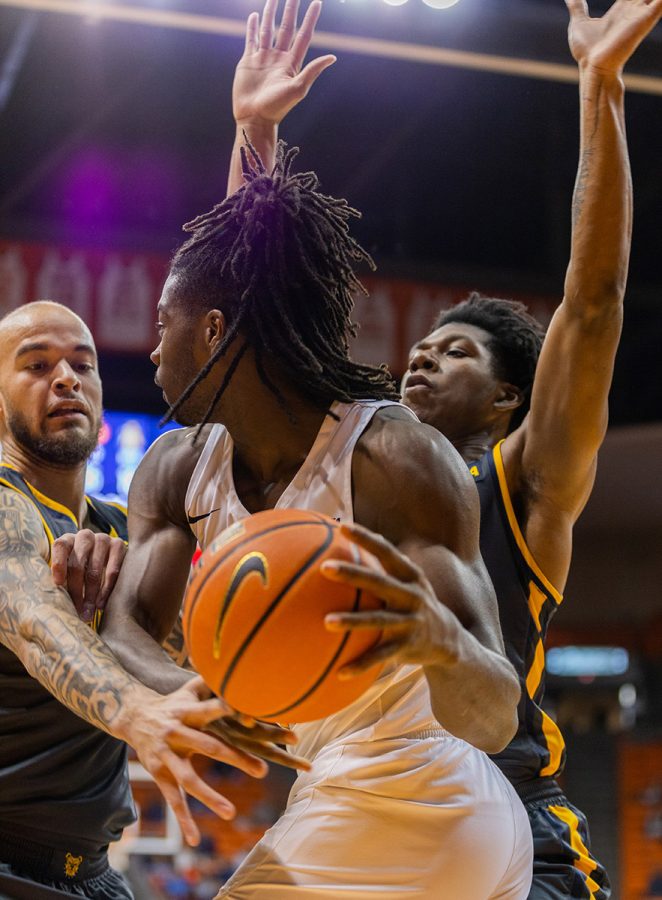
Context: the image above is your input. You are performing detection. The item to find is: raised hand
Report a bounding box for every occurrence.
[566,0,662,74]
[233,0,336,128]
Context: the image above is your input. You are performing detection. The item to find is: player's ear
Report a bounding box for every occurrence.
[205,309,226,352]
[494,383,524,412]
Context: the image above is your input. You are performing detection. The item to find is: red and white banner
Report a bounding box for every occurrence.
[0,239,557,371]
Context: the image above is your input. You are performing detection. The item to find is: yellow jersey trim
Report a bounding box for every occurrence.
[0,465,79,526]
[492,441,563,605]
[548,805,602,896]
[85,497,123,540]
[101,499,127,516]
[526,637,545,698]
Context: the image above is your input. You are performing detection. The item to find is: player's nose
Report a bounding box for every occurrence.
[52,361,81,391]
[409,349,438,373]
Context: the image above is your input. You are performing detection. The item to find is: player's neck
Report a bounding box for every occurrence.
[0,441,88,525]
[451,434,494,464]
[448,417,511,464]
[222,386,330,488]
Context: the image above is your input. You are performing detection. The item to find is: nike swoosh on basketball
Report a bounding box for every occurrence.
[187,507,223,524]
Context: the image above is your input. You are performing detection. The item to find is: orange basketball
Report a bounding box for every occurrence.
[182,508,384,723]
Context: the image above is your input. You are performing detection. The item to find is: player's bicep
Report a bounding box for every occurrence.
[106,519,195,643]
[102,443,196,644]
[400,513,506,657]
[522,302,621,508]
[369,422,505,655]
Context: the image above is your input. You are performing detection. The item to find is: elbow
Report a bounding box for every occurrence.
[481,706,518,756]
[488,664,521,753]
[467,668,520,755]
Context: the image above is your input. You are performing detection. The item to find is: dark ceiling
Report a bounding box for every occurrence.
[0,0,661,420]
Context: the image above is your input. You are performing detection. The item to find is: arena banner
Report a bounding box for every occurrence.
[0,239,557,371]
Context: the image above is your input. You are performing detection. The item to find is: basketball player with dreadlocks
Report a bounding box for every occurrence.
[255,1,662,898]
[217,0,662,897]
[98,2,533,896]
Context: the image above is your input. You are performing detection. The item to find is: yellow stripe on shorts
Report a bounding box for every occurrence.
[548,804,601,897]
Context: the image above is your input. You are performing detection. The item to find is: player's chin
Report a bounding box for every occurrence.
[47,419,92,437]
[401,396,431,422]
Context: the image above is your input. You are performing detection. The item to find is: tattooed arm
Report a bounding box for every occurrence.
[499,0,661,592]
[163,611,193,669]
[0,486,267,845]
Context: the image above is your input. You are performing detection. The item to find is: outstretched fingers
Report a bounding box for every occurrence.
[259,0,279,50]
[176,721,269,778]
[155,776,201,846]
[155,755,237,845]
[297,54,337,94]
[245,10,259,53]
[290,0,323,71]
[275,0,300,51]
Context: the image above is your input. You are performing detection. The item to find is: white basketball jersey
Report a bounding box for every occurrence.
[185,399,443,760]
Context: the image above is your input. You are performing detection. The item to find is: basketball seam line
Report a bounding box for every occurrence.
[183,518,330,652]
[258,587,363,719]
[220,523,335,701]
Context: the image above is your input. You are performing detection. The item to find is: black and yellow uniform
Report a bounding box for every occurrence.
[0,463,135,900]
[470,443,610,900]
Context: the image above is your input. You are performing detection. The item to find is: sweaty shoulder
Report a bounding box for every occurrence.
[128,425,213,529]
[353,406,479,549]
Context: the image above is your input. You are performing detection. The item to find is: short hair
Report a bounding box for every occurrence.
[165,141,398,426]
[434,292,545,431]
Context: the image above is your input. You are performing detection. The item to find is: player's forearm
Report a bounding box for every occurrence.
[424,635,519,755]
[102,613,193,694]
[564,67,631,314]
[1,576,156,743]
[227,120,278,196]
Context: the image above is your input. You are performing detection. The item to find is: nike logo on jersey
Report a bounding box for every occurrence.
[187,507,222,524]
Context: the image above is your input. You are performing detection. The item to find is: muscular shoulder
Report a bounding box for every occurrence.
[353,407,479,550]
[128,425,213,529]
[0,484,50,561]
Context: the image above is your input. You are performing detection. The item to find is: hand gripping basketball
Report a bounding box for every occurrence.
[182,509,385,723]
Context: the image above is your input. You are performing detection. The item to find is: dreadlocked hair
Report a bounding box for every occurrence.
[435,292,545,432]
[164,140,398,427]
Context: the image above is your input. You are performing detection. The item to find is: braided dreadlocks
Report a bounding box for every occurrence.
[165,141,398,427]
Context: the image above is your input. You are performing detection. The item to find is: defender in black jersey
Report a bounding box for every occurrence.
[0,466,135,899]
[0,300,272,897]
[398,3,662,896]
